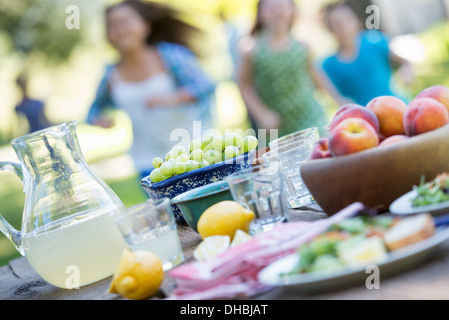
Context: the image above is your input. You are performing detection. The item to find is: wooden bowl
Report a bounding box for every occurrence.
[301,124,449,215]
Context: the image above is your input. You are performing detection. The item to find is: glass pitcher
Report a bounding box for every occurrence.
[0,121,128,289]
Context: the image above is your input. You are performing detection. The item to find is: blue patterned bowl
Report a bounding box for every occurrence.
[140,151,255,223]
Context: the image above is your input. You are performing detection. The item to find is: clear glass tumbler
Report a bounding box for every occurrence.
[226,165,289,235]
[269,127,319,151]
[261,150,279,169]
[114,198,184,271]
[276,136,318,208]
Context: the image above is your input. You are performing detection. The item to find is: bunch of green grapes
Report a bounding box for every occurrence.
[149,133,258,183]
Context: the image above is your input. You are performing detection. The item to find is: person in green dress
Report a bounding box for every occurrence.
[238,0,346,138]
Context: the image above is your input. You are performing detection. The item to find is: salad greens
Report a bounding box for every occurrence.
[285,216,395,275]
[412,173,449,207]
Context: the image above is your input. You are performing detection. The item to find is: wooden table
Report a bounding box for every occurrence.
[1,206,449,300]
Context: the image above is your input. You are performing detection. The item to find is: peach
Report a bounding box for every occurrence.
[329,118,379,157]
[329,104,380,134]
[309,138,332,160]
[378,135,409,147]
[416,85,449,113]
[403,98,449,136]
[333,103,364,118]
[366,96,407,138]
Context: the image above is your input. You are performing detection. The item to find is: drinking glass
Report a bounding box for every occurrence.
[226,165,288,235]
[276,136,317,208]
[269,127,319,151]
[115,198,184,271]
[261,150,278,168]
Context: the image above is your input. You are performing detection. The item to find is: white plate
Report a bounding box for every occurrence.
[258,226,449,293]
[389,189,449,216]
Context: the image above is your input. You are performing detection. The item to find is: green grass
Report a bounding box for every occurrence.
[107,174,148,208]
[0,172,25,266]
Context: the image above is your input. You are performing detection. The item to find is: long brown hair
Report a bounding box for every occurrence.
[321,1,362,30]
[250,0,296,36]
[106,0,203,55]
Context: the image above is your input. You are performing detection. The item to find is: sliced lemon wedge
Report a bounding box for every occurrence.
[230,229,252,248]
[193,235,230,261]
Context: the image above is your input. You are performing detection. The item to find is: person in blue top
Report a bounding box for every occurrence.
[320,1,413,106]
[87,0,216,179]
[15,73,52,133]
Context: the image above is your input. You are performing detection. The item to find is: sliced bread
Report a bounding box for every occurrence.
[384,213,435,251]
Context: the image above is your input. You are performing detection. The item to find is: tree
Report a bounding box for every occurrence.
[0,0,91,64]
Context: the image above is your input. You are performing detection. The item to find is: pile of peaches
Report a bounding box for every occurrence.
[310,85,449,160]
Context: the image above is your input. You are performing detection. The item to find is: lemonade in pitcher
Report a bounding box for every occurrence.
[22,206,128,288]
[0,122,130,289]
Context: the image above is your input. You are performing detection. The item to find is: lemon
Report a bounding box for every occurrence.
[230,229,252,248]
[108,249,164,300]
[193,235,231,261]
[197,201,255,240]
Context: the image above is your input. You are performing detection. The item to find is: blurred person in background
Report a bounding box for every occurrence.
[87,0,216,179]
[237,0,346,138]
[321,1,413,106]
[15,73,52,134]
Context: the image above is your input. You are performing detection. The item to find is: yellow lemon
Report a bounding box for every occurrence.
[193,235,231,261]
[109,249,164,300]
[197,201,255,240]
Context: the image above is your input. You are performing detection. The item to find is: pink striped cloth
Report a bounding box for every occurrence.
[167,202,364,300]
